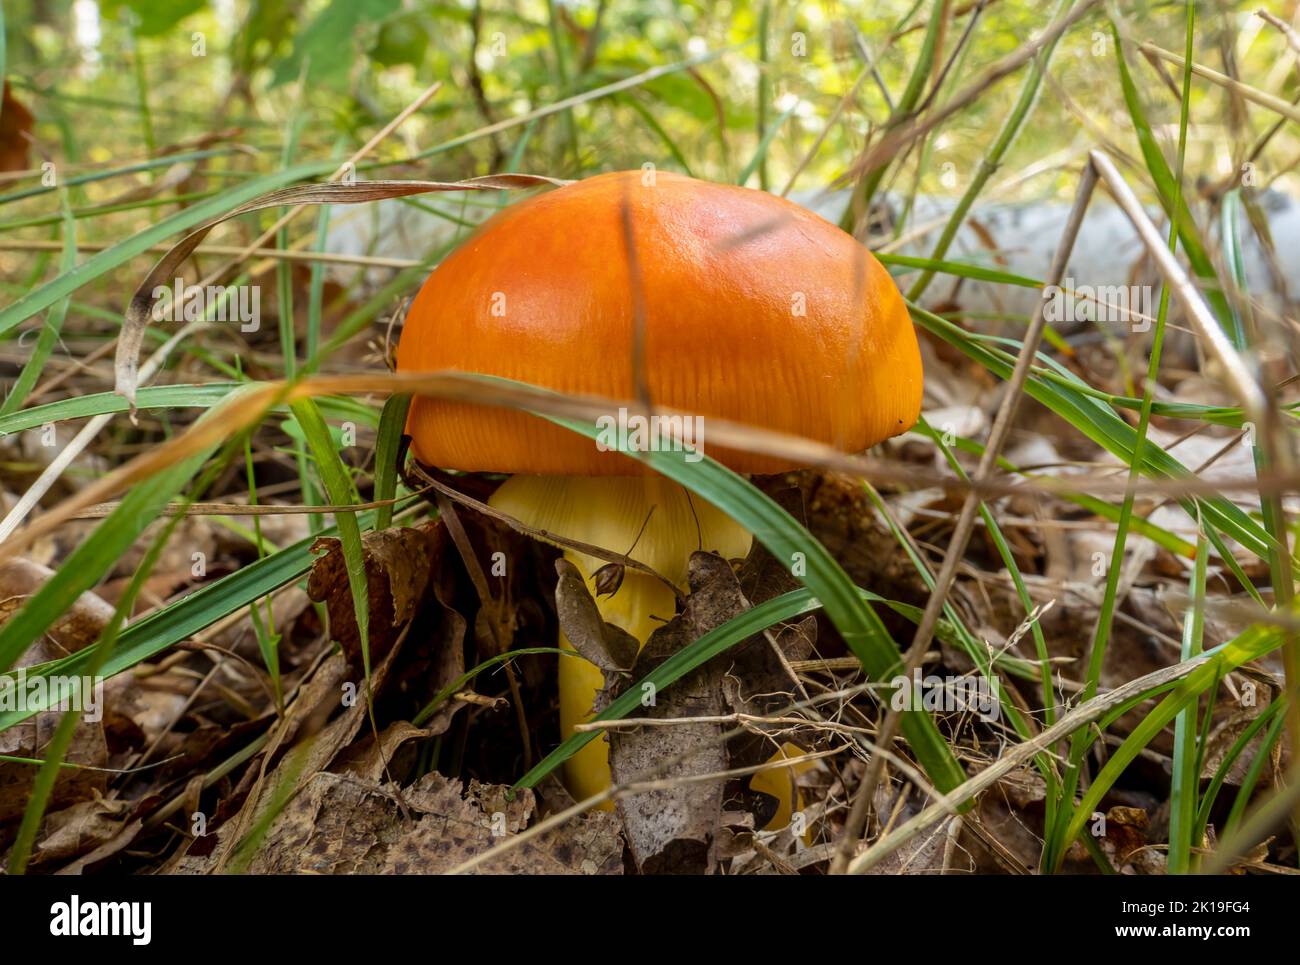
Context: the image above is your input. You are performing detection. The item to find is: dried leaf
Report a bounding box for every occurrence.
[55,819,145,875]
[0,558,117,654]
[226,771,622,875]
[383,775,624,875]
[554,558,639,673]
[609,552,744,874]
[334,721,436,783]
[0,84,34,173]
[23,795,130,868]
[862,783,949,875]
[205,642,406,873]
[729,529,817,776]
[1097,806,1163,873]
[1200,704,1280,785]
[414,567,470,738]
[307,523,442,668]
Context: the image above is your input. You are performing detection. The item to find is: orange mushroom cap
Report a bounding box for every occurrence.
[396,170,922,475]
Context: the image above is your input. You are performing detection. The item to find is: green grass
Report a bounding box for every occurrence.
[1,0,1296,876]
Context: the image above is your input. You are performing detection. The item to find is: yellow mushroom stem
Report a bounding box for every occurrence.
[490,474,773,807]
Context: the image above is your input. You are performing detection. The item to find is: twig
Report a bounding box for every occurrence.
[1257,9,1300,59]
[0,238,417,270]
[1140,41,1300,125]
[447,747,849,876]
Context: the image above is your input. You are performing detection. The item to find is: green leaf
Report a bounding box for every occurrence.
[373,394,411,530]
[1168,527,1207,874]
[370,11,429,68]
[101,0,206,37]
[0,384,374,438]
[911,302,1273,562]
[272,0,402,90]
[738,102,796,187]
[290,398,371,676]
[1111,24,1234,333]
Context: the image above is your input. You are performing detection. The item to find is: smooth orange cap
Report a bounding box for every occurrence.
[396,170,922,475]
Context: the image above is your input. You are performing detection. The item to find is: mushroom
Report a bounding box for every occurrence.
[396,170,922,807]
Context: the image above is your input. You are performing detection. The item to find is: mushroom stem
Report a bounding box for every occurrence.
[488,474,751,802]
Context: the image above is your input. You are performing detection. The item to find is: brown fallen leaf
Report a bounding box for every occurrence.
[56,819,146,876]
[0,558,117,653]
[1200,702,1283,786]
[204,648,391,873]
[190,525,474,875]
[754,470,937,614]
[608,552,745,875]
[1203,824,1272,875]
[0,713,110,839]
[554,557,639,673]
[383,775,624,875]
[409,561,471,738]
[1097,805,1165,874]
[307,522,443,668]
[863,784,951,875]
[0,84,34,173]
[334,721,437,783]
[223,771,622,875]
[17,794,136,871]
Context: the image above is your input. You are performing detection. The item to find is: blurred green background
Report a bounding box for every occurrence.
[7,0,1289,198]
